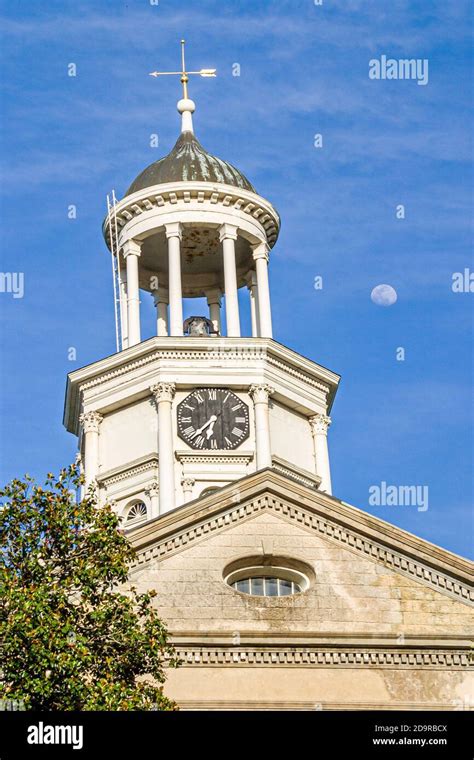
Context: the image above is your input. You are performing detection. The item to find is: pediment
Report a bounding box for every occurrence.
[128,468,473,607]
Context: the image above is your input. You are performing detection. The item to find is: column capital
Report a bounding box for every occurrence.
[150,382,176,404]
[206,288,222,306]
[145,480,160,498]
[165,222,182,241]
[246,270,257,289]
[219,223,238,242]
[249,383,275,404]
[121,239,142,258]
[152,287,169,306]
[252,242,270,263]
[309,413,332,436]
[181,477,196,489]
[79,410,103,433]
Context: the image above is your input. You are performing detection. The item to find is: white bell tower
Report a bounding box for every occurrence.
[64,43,340,528]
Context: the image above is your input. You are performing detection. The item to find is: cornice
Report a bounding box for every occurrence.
[271,455,321,490]
[170,631,472,647]
[103,181,281,250]
[63,337,340,435]
[175,450,254,466]
[98,453,159,488]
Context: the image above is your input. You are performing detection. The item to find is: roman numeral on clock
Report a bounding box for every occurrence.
[207,389,217,400]
[232,427,244,438]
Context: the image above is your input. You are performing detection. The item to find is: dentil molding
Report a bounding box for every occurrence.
[172,646,471,669]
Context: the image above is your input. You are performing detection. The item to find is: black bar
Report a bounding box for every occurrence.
[0,710,472,758]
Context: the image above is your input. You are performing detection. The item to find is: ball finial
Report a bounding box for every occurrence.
[177,98,196,133]
[177,98,196,114]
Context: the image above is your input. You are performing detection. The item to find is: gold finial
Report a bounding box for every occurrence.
[149,39,217,99]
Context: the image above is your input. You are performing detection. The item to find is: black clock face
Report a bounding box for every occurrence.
[177,388,250,450]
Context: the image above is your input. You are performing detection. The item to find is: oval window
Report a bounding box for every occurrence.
[225,565,309,597]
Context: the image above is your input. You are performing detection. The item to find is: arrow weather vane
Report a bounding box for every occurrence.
[149,39,217,99]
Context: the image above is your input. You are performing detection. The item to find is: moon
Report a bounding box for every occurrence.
[371,284,398,306]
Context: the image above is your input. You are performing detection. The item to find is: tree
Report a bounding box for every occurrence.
[0,464,179,710]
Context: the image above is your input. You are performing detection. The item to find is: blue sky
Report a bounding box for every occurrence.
[0,0,472,557]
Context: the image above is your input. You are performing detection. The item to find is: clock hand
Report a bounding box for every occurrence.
[206,409,224,439]
[189,414,217,439]
[206,420,216,439]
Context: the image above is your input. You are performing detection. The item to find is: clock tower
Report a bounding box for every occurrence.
[63,46,340,526]
[61,44,473,711]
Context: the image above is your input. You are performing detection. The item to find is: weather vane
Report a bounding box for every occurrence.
[149,39,217,99]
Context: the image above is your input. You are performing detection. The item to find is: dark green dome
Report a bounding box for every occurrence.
[125,131,255,196]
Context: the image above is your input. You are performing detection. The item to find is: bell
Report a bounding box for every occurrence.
[183,316,218,337]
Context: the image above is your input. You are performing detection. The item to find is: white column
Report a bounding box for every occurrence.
[165,223,183,337]
[246,271,260,338]
[151,383,176,514]
[152,287,169,336]
[76,449,85,501]
[253,243,273,339]
[249,384,274,470]
[181,477,195,504]
[119,257,129,349]
[145,480,160,519]
[157,288,169,336]
[309,413,332,494]
[206,288,222,334]
[79,411,103,490]
[219,223,241,337]
[122,239,142,347]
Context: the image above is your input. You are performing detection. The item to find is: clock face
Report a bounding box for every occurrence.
[177,388,250,450]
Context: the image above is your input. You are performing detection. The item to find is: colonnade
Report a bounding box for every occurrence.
[120,223,273,348]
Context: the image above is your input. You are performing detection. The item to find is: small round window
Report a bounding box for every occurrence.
[125,501,147,524]
[225,564,309,597]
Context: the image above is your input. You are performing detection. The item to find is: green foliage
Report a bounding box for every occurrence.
[0,464,179,710]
